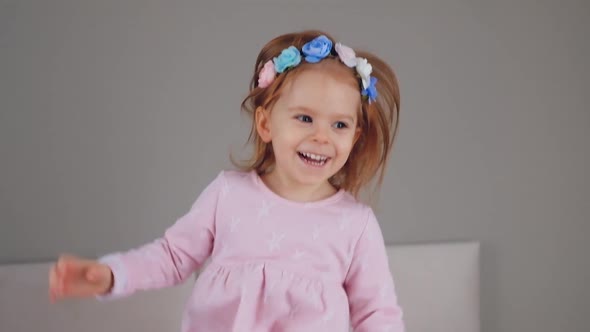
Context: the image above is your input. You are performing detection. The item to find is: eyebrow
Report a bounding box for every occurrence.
[288,106,356,123]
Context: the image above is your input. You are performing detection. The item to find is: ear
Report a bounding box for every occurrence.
[255,106,272,143]
[353,126,361,145]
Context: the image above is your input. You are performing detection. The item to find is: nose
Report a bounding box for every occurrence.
[311,123,330,144]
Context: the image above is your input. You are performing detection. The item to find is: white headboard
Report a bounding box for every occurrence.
[387,241,480,332]
[0,241,480,332]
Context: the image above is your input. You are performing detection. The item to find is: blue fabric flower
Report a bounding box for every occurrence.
[302,35,333,63]
[361,76,378,102]
[274,46,302,73]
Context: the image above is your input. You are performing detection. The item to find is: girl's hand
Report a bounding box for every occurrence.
[48,254,113,302]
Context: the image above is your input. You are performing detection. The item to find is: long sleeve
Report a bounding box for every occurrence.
[97,171,224,300]
[344,208,405,332]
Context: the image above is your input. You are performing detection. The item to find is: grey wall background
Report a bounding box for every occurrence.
[1,0,588,331]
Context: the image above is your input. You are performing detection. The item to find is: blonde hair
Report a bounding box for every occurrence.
[232,30,400,200]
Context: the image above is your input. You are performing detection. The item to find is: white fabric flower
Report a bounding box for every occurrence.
[355,57,372,89]
[335,43,357,67]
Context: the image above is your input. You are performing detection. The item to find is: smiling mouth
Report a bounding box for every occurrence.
[297,151,331,166]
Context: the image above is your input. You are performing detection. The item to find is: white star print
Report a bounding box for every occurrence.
[267,232,285,252]
[292,249,305,260]
[312,225,321,241]
[137,244,161,263]
[221,178,230,197]
[230,216,241,233]
[257,200,272,223]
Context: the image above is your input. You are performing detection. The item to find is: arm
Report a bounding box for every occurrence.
[97,171,224,300]
[344,208,406,332]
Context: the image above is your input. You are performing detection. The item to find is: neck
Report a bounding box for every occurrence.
[261,169,337,203]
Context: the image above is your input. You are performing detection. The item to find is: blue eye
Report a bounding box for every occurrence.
[296,115,312,123]
[334,121,348,129]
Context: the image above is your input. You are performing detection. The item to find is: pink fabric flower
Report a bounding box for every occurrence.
[335,42,357,68]
[258,60,276,88]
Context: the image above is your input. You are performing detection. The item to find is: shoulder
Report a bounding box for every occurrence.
[336,191,374,218]
[202,168,261,201]
[215,169,257,189]
[330,191,378,232]
[190,169,254,203]
[218,168,254,181]
[334,195,387,256]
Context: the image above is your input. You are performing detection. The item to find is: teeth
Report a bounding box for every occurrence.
[302,152,328,161]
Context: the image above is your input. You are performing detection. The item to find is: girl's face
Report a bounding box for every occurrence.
[256,68,361,191]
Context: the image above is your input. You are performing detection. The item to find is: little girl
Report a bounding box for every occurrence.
[49,30,405,331]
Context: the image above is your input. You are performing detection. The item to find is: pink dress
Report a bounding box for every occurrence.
[98,170,405,331]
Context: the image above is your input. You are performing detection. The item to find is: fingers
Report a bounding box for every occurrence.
[57,258,69,295]
[49,264,58,302]
[49,259,69,302]
[86,266,98,282]
[49,255,109,302]
[57,254,76,275]
[49,254,79,302]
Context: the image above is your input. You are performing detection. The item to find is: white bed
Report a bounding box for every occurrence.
[0,241,480,332]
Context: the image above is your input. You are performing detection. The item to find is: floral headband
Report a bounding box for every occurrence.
[257,35,378,103]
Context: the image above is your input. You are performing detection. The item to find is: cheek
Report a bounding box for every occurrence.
[272,130,301,154]
[278,124,305,145]
[275,130,298,147]
[335,134,356,156]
